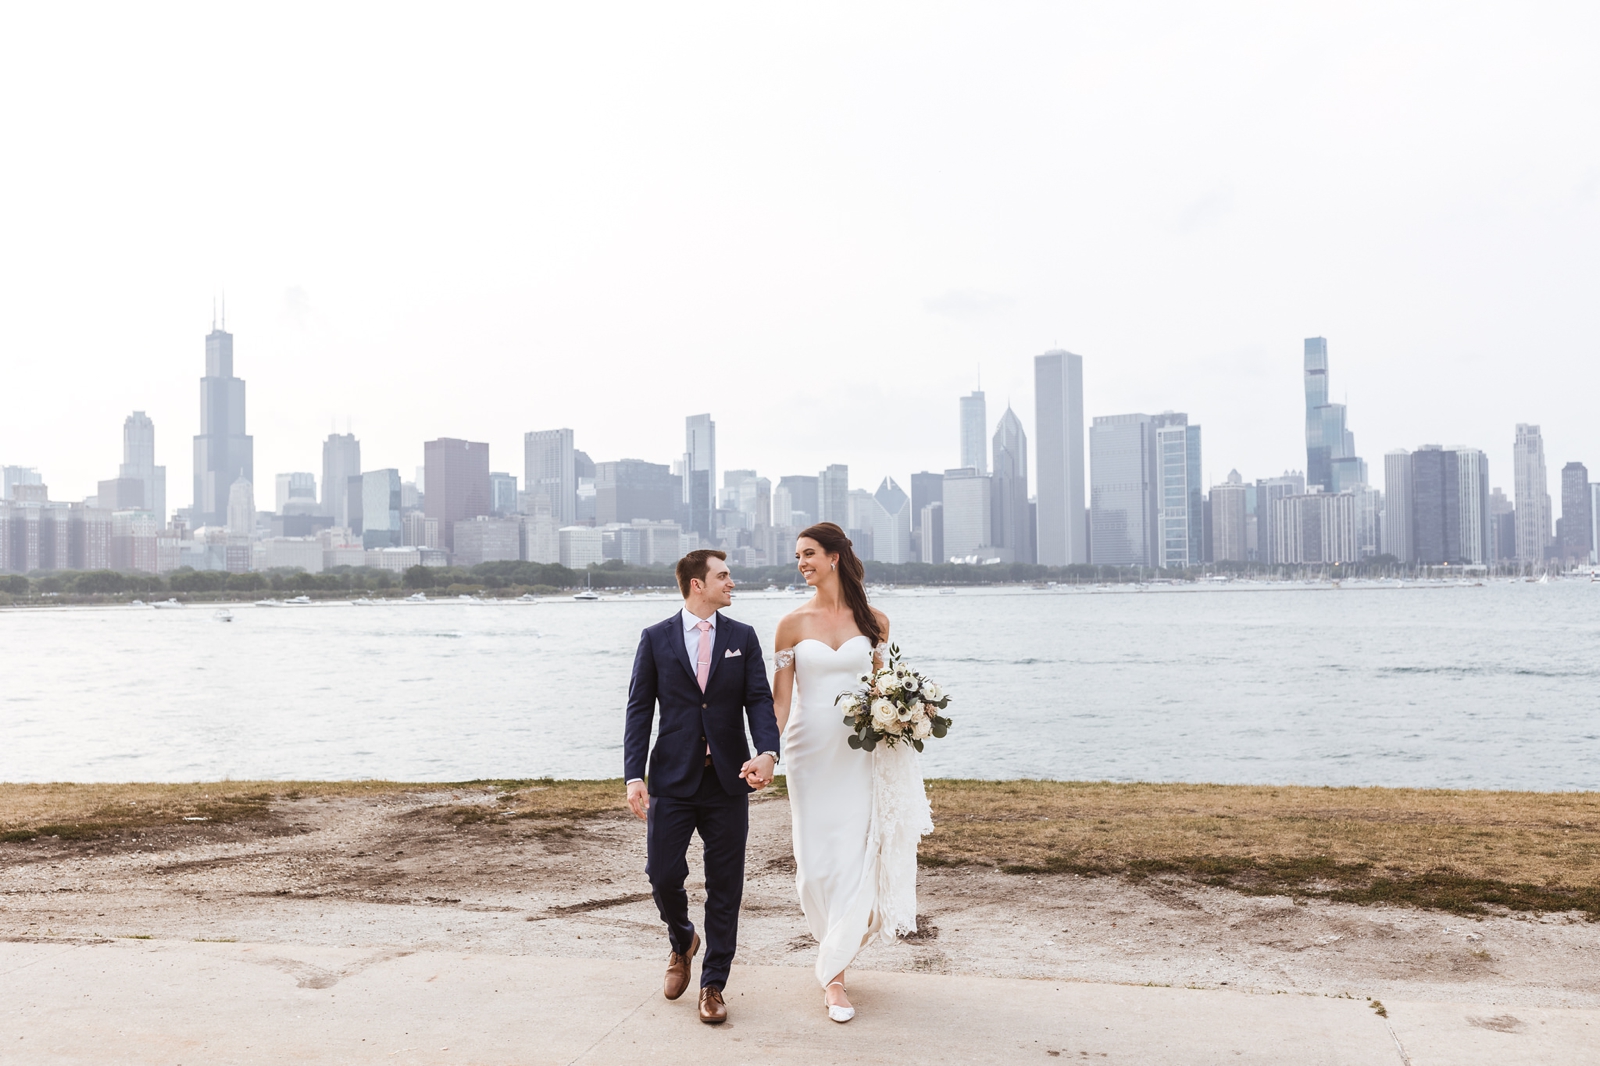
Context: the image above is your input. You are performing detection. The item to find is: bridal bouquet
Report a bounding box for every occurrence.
[836,644,952,753]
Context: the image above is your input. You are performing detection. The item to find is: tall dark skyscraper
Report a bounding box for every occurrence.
[192,319,253,528]
[1560,462,1592,563]
[424,438,491,553]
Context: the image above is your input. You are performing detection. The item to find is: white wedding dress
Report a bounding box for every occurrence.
[780,636,934,986]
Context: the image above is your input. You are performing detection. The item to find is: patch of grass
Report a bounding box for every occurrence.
[922,780,1600,920]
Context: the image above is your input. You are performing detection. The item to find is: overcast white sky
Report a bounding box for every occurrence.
[2,3,1597,509]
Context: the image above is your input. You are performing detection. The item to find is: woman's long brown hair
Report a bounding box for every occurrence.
[798,522,883,645]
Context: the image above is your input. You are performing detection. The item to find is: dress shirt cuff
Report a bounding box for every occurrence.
[626,777,643,785]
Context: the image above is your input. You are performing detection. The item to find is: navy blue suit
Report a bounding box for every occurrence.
[624,611,780,989]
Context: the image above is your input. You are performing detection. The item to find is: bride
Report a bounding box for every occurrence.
[771,522,933,1023]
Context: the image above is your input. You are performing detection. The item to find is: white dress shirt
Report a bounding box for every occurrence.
[681,606,717,667]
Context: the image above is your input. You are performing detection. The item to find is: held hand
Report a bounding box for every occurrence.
[739,753,776,790]
[626,779,649,820]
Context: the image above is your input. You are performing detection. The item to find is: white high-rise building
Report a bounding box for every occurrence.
[1454,447,1491,566]
[121,411,166,523]
[959,391,987,474]
[942,467,992,561]
[1209,471,1248,563]
[321,433,361,529]
[1383,449,1413,564]
[1034,350,1086,565]
[818,464,849,527]
[1089,413,1157,567]
[870,477,913,563]
[1152,412,1201,569]
[226,476,255,537]
[1513,423,1551,564]
[525,429,576,526]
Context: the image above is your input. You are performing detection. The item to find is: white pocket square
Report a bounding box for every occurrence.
[724,648,742,657]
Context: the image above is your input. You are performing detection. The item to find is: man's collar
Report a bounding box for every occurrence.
[681,605,716,628]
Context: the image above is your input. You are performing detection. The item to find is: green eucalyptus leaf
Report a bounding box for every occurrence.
[847,734,862,749]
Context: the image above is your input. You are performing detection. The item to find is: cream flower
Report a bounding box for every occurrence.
[870,698,897,730]
[922,681,943,702]
[912,717,933,739]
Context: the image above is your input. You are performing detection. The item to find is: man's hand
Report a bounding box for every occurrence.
[739,753,776,791]
[626,779,649,820]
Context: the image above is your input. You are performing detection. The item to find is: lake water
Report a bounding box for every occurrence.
[2,581,1596,790]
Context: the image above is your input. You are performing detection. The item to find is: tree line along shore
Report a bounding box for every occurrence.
[2,555,1562,607]
[4,779,1595,922]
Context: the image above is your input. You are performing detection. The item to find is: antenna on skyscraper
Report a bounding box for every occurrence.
[221,290,226,330]
[212,296,217,330]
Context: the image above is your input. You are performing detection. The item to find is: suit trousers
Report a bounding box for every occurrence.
[645,764,748,990]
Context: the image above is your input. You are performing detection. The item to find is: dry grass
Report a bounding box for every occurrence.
[6,778,1597,919]
[0,779,626,842]
[923,780,1600,919]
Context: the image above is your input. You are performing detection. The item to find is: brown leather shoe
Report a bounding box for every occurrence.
[663,932,700,1000]
[698,984,727,1024]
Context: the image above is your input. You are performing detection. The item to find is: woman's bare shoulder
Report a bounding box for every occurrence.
[871,606,891,637]
[775,606,814,645]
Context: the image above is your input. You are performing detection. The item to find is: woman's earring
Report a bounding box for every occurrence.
[831,563,836,571]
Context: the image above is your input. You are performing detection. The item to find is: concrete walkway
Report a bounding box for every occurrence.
[2,940,1594,1065]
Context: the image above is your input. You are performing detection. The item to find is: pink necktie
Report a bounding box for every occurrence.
[695,620,712,691]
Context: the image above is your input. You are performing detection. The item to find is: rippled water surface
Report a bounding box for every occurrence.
[2,582,1596,788]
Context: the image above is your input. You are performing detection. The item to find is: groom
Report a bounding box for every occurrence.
[624,548,780,1025]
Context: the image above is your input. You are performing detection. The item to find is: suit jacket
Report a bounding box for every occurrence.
[623,610,780,798]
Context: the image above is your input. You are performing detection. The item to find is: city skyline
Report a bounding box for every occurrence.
[5,320,1598,571]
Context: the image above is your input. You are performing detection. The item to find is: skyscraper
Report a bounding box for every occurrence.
[120,411,166,523]
[777,475,819,527]
[1513,424,1551,564]
[1454,448,1490,566]
[818,464,849,527]
[1383,450,1414,564]
[683,414,716,539]
[276,472,316,513]
[489,472,518,517]
[362,469,402,548]
[960,390,988,474]
[192,320,253,528]
[1209,472,1248,563]
[1034,350,1086,566]
[424,438,491,553]
[1561,462,1592,564]
[870,477,913,563]
[226,476,255,537]
[596,460,679,524]
[1411,446,1455,565]
[991,406,1031,563]
[909,472,943,536]
[1089,413,1157,567]
[1152,412,1201,568]
[1490,487,1515,562]
[524,429,576,526]
[321,433,361,530]
[941,468,991,560]
[1255,472,1306,564]
[1303,337,1363,493]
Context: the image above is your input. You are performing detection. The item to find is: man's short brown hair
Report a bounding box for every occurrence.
[675,549,728,597]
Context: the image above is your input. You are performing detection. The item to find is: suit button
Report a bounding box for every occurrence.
[701,703,707,709]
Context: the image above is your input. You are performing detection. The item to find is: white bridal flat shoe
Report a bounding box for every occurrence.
[825,981,855,1023]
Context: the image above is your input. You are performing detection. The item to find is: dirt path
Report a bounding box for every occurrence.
[3,788,1594,1009]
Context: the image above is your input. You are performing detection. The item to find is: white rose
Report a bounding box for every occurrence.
[912,717,933,739]
[879,673,902,694]
[922,682,943,702]
[870,698,897,730]
[883,716,905,734]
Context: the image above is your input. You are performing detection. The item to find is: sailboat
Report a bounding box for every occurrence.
[573,573,600,601]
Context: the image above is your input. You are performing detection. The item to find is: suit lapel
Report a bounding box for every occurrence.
[665,614,699,688]
[704,612,734,690]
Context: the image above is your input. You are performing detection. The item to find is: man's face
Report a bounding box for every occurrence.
[696,557,735,608]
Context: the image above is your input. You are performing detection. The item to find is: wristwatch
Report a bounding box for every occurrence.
[759,751,778,764]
